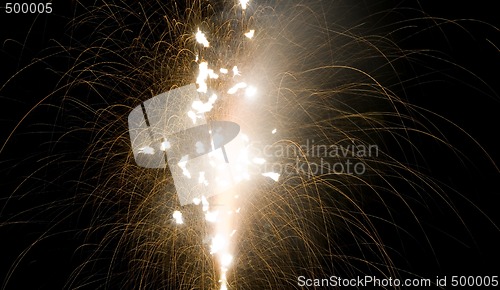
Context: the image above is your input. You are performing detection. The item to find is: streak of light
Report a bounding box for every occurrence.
[227,82,247,95]
[192,94,218,114]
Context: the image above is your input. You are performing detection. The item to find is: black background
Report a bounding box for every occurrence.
[1,1,499,289]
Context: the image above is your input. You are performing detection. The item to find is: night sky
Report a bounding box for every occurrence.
[1,1,499,289]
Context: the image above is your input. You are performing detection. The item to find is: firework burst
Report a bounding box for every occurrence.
[1,1,499,289]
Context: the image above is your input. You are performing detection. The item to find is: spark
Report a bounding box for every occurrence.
[178,155,191,178]
[192,94,218,114]
[220,68,228,74]
[209,71,219,79]
[160,140,171,151]
[196,62,209,93]
[244,29,255,39]
[262,172,280,182]
[227,82,247,95]
[232,66,240,77]
[172,210,184,224]
[239,0,249,10]
[196,62,218,93]
[272,128,277,134]
[195,28,210,47]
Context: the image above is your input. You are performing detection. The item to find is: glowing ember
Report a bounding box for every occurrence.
[192,94,218,114]
[195,28,209,47]
[227,82,247,95]
[232,66,240,77]
[244,29,255,39]
[262,172,280,182]
[196,62,210,93]
[172,210,184,224]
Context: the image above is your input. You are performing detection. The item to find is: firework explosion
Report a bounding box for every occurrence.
[1,1,499,289]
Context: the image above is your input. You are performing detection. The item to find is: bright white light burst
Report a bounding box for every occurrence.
[195,28,210,47]
[245,85,257,98]
[244,29,255,39]
[239,0,249,10]
[172,210,184,224]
